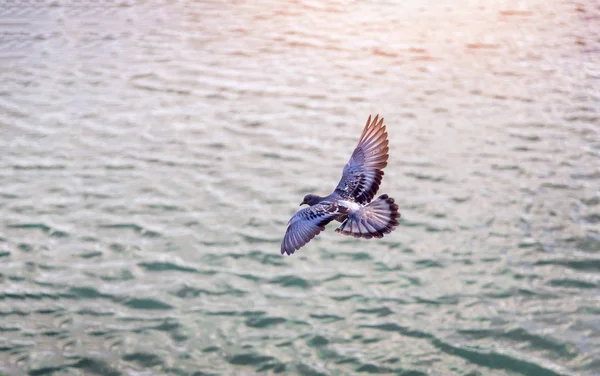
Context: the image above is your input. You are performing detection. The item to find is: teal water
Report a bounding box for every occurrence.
[0,0,599,375]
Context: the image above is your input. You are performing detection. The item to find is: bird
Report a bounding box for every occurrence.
[281,114,400,256]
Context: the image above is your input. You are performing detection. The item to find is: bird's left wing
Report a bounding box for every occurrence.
[281,201,347,255]
[334,114,389,204]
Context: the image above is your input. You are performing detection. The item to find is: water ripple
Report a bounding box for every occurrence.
[1,0,598,374]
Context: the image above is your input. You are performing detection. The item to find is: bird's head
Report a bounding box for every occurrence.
[300,194,322,206]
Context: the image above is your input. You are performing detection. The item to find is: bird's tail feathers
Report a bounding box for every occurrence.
[335,194,400,239]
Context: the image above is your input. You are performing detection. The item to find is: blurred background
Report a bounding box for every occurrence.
[0,0,599,375]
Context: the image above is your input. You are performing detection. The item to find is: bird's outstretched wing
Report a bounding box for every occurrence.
[334,114,389,204]
[281,201,347,255]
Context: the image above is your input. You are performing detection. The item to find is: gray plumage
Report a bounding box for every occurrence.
[281,114,401,256]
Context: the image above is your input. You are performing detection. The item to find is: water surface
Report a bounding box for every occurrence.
[0,0,599,375]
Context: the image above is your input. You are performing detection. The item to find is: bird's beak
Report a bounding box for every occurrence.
[299,202,304,206]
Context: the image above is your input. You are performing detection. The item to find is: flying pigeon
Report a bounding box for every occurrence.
[281,114,400,255]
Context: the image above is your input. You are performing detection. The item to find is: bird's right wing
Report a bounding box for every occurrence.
[334,114,389,204]
[281,201,347,255]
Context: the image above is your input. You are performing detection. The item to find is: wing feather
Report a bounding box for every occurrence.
[281,201,346,255]
[334,114,389,204]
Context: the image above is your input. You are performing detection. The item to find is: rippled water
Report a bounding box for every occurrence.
[1,0,599,375]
